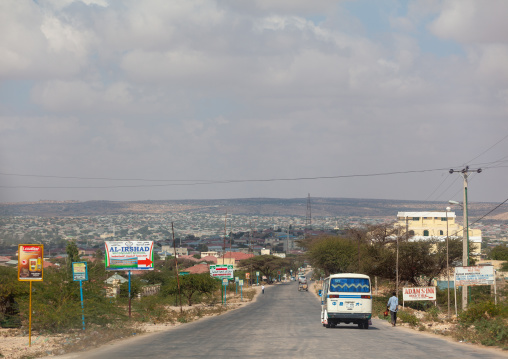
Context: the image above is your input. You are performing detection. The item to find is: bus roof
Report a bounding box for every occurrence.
[324,273,370,280]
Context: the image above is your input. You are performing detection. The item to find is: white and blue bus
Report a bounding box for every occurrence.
[320,273,372,329]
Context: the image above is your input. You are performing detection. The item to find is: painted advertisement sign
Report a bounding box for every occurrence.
[403,287,437,301]
[210,264,234,279]
[72,262,88,281]
[18,244,44,281]
[455,266,494,286]
[105,241,154,271]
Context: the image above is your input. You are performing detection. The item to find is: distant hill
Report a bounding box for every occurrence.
[1,197,504,219]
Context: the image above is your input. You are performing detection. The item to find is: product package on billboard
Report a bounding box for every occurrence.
[18,244,44,281]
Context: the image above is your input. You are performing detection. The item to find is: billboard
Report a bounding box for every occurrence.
[105,241,154,271]
[210,264,234,279]
[403,287,436,301]
[72,262,88,281]
[455,266,494,286]
[18,244,43,281]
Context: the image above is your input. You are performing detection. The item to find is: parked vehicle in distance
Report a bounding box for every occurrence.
[320,273,372,329]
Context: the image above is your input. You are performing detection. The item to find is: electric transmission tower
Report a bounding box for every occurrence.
[305,193,312,230]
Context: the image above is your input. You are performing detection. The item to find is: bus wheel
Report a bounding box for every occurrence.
[357,322,364,329]
[364,320,369,329]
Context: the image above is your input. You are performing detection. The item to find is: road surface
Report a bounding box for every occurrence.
[55,281,507,358]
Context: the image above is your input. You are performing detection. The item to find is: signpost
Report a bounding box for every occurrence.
[402,287,437,308]
[454,266,494,286]
[72,262,88,331]
[239,279,244,301]
[105,241,154,317]
[18,244,44,347]
[209,264,234,280]
[235,276,239,294]
[455,266,496,305]
[256,271,260,286]
[222,278,228,305]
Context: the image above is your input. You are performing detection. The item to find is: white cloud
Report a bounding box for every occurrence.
[0,0,507,203]
[429,0,508,44]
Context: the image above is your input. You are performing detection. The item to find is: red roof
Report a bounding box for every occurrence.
[178,255,200,262]
[200,256,218,263]
[184,263,210,274]
[222,252,254,261]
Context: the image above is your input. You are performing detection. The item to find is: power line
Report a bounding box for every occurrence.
[466,133,508,164]
[446,197,508,238]
[0,167,450,189]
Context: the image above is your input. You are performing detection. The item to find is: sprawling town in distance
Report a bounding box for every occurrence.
[1,197,507,260]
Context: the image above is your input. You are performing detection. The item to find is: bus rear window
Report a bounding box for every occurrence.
[329,278,370,293]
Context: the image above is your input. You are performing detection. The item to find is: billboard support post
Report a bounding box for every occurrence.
[18,244,44,347]
[79,281,85,330]
[29,281,32,346]
[128,270,131,318]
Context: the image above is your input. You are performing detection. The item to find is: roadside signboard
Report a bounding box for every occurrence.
[72,262,88,281]
[235,276,239,283]
[104,241,154,271]
[455,266,494,286]
[403,287,436,301]
[210,264,234,279]
[256,271,259,277]
[239,280,244,286]
[245,273,250,279]
[222,278,228,286]
[18,244,43,281]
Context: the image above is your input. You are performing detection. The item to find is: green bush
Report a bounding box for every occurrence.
[459,301,500,325]
[398,310,420,327]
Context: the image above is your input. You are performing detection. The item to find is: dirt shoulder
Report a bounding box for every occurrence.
[1,285,264,359]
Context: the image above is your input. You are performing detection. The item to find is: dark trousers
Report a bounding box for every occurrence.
[390,310,397,325]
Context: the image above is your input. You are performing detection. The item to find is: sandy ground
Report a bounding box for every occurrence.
[0,285,264,359]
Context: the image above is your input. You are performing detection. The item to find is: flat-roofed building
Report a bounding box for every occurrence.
[396,211,482,260]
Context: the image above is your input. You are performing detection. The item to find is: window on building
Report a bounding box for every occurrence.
[440,230,444,235]
[413,217,420,221]
[423,230,429,236]
[408,230,414,236]
[441,217,447,221]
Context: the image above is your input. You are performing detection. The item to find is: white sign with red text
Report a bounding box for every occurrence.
[403,287,437,301]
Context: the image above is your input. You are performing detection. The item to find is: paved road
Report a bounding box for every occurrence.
[58,282,507,359]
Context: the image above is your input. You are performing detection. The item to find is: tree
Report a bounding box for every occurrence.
[238,255,290,282]
[161,273,218,306]
[0,267,26,328]
[307,236,357,276]
[66,240,80,275]
[488,244,508,261]
[397,238,464,286]
[196,244,208,253]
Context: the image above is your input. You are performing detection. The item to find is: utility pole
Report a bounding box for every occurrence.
[446,207,451,319]
[223,213,227,265]
[172,222,182,312]
[449,166,481,310]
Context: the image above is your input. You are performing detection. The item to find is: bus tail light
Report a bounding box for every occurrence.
[329,295,340,298]
[361,295,371,299]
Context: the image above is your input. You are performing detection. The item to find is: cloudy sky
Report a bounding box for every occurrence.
[1,0,507,204]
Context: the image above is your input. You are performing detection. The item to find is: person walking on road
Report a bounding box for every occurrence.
[261,285,265,294]
[387,291,399,327]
